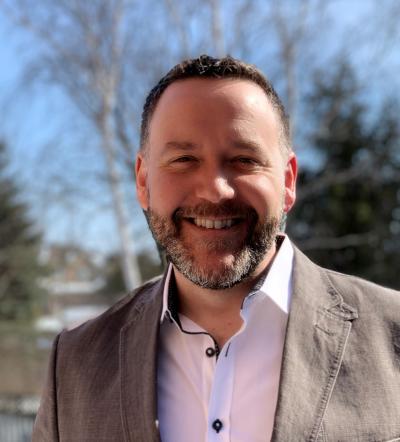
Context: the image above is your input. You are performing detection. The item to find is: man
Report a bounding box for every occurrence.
[33,55,400,442]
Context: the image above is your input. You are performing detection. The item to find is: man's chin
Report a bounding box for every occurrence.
[175,266,244,290]
[187,249,236,267]
[169,249,256,290]
[189,255,236,278]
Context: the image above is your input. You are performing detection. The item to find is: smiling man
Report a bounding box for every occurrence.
[137,77,295,292]
[33,56,400,442]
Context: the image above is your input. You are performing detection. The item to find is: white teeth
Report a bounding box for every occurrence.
[205,219,213,229]
[193,218,237,229]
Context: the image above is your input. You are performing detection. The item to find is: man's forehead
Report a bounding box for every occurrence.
[154,77,271,109]
[159,137,269,160]
[142,76,287,159]
[148,77,279,140]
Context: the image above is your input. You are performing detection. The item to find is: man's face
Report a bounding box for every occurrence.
[136,78,297,289]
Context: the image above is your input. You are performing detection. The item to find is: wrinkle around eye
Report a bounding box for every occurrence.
[231,156,268,170]
[172,155,197,163]
[234,157,259,164]
[162,155,200,171]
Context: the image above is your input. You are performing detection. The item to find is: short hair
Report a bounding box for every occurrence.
[140,54,291,154]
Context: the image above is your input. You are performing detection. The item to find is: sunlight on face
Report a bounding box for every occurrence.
[136,78,297,288]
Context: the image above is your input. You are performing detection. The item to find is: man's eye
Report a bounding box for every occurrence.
[167,156,198,168]
[172,156,195,163]
[234,157,259,166]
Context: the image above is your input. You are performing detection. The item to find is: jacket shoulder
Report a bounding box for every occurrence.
[58,275,164,351]
[323,267,400,315]
[292,245,399,318]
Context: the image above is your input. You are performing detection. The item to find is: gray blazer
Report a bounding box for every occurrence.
[33,247,400,442]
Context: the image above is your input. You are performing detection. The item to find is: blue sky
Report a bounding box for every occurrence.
[0,0,398,256]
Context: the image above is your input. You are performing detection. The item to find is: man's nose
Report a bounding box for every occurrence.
[194,170,235,203]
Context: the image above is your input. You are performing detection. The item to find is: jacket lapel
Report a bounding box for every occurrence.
[271,248,358,442]
[119,276,165,442]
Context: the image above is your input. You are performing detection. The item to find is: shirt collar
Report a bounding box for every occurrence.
[243,235,293,314]
[160,235,294,322]
[160,263,174,323]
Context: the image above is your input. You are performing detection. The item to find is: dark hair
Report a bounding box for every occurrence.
[140,54,291,153]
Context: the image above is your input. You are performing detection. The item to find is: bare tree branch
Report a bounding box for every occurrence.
[3,0,142,289]
[297,159,373,203]
[298,232,378,251]
[164,0,190,58]
[209,0,225,57]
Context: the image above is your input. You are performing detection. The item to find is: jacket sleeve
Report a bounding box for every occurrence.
[32,332,62,442]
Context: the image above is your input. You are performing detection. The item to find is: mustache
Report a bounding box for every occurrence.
[172,201,258,221]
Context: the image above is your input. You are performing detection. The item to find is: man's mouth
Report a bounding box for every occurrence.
[187,217,243,229]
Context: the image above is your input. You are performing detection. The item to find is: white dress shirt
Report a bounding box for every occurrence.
[157,236,294,442]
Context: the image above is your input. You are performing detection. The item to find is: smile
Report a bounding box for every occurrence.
[189,217,242,229]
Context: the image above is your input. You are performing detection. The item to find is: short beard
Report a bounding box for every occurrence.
[145,201,282,290]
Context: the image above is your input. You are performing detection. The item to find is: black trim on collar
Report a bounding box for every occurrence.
[167,270,182,327]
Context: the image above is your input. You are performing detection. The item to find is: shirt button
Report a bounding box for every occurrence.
[205,347,216,357]
[212,419,223,433]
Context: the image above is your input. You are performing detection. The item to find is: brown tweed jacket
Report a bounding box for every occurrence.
[33,247,400,442]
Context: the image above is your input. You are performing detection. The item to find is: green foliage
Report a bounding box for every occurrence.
[288,61,400,289]
[0,142,47,321]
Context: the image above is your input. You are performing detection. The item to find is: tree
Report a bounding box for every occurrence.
[288,61,400,288]
[0,142,47,321]
[2,0,146,290]
[101,250,162,302]
[2,0,399,292]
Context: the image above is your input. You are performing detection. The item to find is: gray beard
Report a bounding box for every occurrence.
[145,202,282,290]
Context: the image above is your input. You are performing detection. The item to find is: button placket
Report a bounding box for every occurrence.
[207,340,236,442]
[202,335,217,412]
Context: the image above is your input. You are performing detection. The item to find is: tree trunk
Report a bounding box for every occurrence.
[100,116,141,291]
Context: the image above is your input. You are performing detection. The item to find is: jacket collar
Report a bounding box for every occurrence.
[271,246,358,442]
[119,274,165,442]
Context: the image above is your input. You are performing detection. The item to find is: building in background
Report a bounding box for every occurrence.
[37,244,110,331]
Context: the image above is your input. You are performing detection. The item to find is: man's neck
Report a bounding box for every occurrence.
[173,246,277,348]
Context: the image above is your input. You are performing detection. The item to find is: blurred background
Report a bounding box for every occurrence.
[0,0,399,439]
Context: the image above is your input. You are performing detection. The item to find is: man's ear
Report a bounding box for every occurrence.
[135,152,149,210]
[284,152,297,213]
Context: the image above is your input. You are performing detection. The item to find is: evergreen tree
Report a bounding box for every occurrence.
[288,62,400,289]
[0,142,46,321]
[101,250,162,301]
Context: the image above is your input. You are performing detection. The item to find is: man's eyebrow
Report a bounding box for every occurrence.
[164,139,264,153]
[231,139,264,154]
[165,141,198,150]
